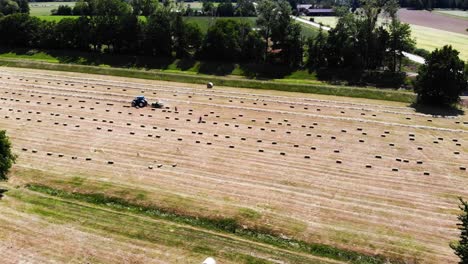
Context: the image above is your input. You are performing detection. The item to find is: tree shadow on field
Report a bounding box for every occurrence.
[411,102,465,117]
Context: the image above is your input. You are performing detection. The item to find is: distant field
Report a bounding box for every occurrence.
[29,2,75,16]
[410,24,468,61]
[181,1,219,10]
[301,16,338,28]
[434,9,468,20]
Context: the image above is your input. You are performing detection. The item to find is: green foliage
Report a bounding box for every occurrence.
[0,0,19,15]
[51,5,72,16]
[307,28,326,68]
[414,45,467,106]
[216,0,234,16]
[387,19,415,72]
[0,130,16,181]
[235,0,256,16]
[200,19,260,62]
[451,198,468,264]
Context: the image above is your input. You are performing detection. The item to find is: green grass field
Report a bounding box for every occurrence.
[301,16,339,28]
[29,2,75,16]
[434,9,468,20]
[410,24,468,61]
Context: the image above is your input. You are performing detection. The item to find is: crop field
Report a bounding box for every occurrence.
[434,9,468,20]
[409,24,468,61]
[0,67,467,263]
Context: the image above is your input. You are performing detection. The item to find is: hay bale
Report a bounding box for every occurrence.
[22,148,27,151]
[454,151,460,155]
[423,172,430,175]
[333,150,340,153]
[359,140,365,143]
[392,168,398,172]
[365,165,372,168]
[258,149,264,152]
[375,155,382,159]
[46,152,52,156]
[417,147,423,150]
[460,167,466,171]
[229,145,234,148]
[417,161,423,164]
[32,149,37,153]
[107,161,114,164]
[86,158,92,161]
[336,160,342,164]
[311,147,316,150]
[304,156,310,159]
[280,152,286,155]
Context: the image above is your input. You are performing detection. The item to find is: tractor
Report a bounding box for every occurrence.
[131,95,148,108]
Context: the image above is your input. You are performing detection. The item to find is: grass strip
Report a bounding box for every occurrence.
[0,58,416,103]
[26,183,398,264]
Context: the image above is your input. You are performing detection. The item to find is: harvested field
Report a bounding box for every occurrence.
[0,67,467,263]
[398,8,468,35]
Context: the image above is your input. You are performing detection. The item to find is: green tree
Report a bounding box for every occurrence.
[257,0,295,64]
[202,0,215,16]
[235,0,256,16]
[0,130,16,181]
[415,45,467,106]
[0,0,20,15]
[451,198,468,264]
[51,5,73,15]
[143,7,172,56]
[172,14,202,57]
[200,19,249,61]
[217,0,234,16]
[387,19,414,72]
[307,28,327,68]
[0,13,41,47]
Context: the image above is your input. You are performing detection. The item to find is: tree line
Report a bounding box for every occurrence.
[0,0,303,67]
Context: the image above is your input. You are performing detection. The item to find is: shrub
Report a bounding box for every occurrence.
[412,48,431,59]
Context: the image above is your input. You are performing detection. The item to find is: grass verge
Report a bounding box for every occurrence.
[0,58,416,103]
[25,183,397,264]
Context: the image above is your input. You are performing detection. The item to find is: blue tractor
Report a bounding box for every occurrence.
[131,95,148,108]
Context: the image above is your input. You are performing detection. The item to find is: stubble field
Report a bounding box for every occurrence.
[0,67,467,263]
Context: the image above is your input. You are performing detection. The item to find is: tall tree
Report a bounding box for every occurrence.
[0,130,16,181]
[143,7,172,56]
[414,45,467,106]
[451,198,468,264]
[387,19,414,72]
